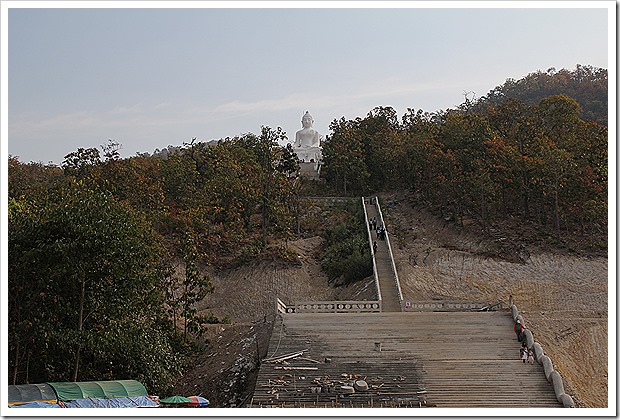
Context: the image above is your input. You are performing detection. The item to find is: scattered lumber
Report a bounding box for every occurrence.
[263,349,309,363]
[274,366,319,371]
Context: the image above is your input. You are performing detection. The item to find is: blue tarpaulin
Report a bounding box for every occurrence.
[63,396,158,408]
[11,402,62,408]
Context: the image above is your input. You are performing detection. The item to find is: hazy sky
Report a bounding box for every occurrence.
[5,2,611,164]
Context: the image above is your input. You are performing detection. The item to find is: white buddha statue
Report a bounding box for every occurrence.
[293,111,322,163]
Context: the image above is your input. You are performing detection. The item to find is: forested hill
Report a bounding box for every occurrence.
[471,65,608,126]
[7,64,607,395]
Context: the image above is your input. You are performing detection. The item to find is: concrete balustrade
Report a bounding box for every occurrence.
[524,329,534,348]
[559,393,575,408]
[510,302,576,408]
[550,371,565,399]
[406,301,494,311]
[541,355,554,380]
[511,305,519,320]
[276,299,382,314]
[533,342,544,363]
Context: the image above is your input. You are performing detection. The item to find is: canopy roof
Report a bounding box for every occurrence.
[160,395,192,404]
[46,380,148,402]
[8,383,57,404]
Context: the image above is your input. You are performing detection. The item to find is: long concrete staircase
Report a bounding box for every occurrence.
[364,199,402,312]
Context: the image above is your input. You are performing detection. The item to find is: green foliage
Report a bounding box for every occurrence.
[321,117,370,195]
[474,64,608,125]
[320,66,607,248]
[8,156,64,200]
[8,185,184,393]
[319,204,373,285]
[164,228,215,344]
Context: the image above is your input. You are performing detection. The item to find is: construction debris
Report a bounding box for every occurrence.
[354,380,369,391]
[262,349,309,363]
[274,366,318,371]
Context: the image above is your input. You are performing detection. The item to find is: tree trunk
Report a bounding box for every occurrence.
[261,202,268,250]
[481,189,487,234]
[183,278,189,343]
[501,183,507,216]
[522,171,530,219]
[13,340,20,385]
[72,278,86,382]
[296,204,301,235]
[553,177,561,241]
[25,351,30,384]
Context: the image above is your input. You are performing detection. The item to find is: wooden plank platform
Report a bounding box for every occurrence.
[251,311,561,408]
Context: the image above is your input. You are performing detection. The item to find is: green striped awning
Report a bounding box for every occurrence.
[46,380,148,401]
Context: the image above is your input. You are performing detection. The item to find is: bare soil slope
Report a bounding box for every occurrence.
[382,192,608,408]
[172,237,375,407]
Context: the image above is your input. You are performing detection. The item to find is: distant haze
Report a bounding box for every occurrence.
[5,3,611,164]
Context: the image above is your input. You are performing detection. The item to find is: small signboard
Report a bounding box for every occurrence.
[405,301,411,309]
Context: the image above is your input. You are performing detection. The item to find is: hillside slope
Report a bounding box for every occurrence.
[173,193,608,408]
[382,192,608,408]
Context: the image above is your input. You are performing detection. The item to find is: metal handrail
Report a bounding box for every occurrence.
[362,196,383,305]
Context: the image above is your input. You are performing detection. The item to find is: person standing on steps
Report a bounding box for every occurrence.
[527,348,535,364]
[373,241,378,254]
[520,343,528,363]
[514,319,524,342]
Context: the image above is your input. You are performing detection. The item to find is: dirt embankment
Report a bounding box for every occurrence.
[381,192,608,408]
[174,193,608,408]
[172,236,375,407]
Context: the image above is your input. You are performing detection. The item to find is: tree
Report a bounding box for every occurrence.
[9,184,183,392]
[62,147,101,179]
[178,228,214,343]
[437,110,498,227]
[239,126,297,249]
[321,117,369,194]
[8,156,63,200]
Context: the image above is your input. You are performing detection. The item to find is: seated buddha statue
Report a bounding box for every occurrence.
[293,111,322,163]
